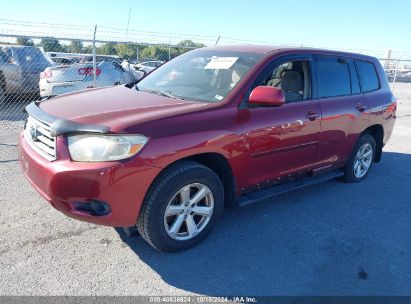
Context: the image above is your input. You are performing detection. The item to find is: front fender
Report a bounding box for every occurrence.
[137,129,248,189]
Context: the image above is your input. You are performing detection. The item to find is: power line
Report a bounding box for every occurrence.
[0,18,93,29]
[0,18,409,56]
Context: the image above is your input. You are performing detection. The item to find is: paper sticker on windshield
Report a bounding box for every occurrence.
[204,57,238,70]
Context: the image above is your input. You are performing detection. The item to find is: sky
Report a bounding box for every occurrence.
[0,0,410,57]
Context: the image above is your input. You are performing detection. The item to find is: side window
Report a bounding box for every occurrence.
[316,56,351,98]
[4,48,13,60]
[112,61,125,72]
[356,60,380,92]
[260,60,311,102]
[0,51,8,63]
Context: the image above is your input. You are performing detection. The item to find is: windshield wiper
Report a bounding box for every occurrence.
[140,88,184,100]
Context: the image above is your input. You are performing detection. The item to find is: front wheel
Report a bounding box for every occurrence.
[137,161,224,252]
[343,134,376,183]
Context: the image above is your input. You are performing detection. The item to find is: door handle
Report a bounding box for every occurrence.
[356,103,367,112]
[306,111,320,121]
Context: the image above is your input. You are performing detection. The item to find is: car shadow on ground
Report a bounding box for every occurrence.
[116,151,411,296]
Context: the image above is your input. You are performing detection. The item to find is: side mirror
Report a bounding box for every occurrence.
[249,86,285,106]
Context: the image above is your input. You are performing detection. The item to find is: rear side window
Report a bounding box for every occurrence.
[356,60,380,92]
[315,56,351,98]
[1,47,12,59]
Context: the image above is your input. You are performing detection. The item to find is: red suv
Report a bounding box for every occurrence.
[19,46,396,252]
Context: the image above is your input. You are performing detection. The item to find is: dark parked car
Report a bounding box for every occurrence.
[19,45,396,252]
[0,46,53,100]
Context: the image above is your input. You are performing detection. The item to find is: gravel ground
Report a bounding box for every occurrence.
[0,83,411,296]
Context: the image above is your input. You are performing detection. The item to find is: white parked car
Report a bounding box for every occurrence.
[134,60,164,74]
[39,60,144,97]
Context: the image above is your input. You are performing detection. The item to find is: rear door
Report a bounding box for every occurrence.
[313,55,369,172]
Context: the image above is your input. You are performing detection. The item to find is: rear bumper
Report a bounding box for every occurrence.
[18,132,161,227]
[39,80,95,97]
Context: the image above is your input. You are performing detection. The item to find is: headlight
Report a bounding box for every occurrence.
[68,134,148,162]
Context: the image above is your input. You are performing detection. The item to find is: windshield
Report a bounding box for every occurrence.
[137,50,263,102]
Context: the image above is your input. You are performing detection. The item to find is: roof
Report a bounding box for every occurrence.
[203,44,284,54]
[202,44,377,60]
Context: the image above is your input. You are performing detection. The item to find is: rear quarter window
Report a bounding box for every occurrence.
[356,60,380,92]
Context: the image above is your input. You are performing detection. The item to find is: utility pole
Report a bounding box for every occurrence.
[125,8,132,41]
[392,59,400,93]
[92,24,97,88]
[168,38,171,61]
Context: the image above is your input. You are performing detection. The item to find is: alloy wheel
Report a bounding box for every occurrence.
[353,143,373,178]
[164,183,214,241]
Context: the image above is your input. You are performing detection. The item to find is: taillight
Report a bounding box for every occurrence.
[78,67,101,76]
[40,70,52,79]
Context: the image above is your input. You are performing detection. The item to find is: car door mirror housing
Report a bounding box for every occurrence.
[249,86,285,106]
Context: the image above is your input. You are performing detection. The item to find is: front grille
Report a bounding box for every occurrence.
[24,116,57,161]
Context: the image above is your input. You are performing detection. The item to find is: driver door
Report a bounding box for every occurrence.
[242,55,321,188]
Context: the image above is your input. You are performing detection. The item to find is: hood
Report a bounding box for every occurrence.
[39,86,209,132]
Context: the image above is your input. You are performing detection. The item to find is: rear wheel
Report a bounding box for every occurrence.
[0,76,6,106]
[343,134,376,183]
[137,161,224,252]
[0,87,5,106]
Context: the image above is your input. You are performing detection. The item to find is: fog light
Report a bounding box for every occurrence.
[75,200,111,216]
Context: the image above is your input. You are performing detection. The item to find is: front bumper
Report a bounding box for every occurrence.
[18,133,161,227]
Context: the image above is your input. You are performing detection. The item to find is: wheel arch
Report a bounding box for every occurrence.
[363,124,384,162]
[184,153,236,208]
[148,152,237,209]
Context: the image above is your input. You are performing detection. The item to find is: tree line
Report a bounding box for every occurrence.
[15,37,205,61]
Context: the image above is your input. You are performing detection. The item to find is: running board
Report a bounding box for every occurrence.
[238,170,344,207]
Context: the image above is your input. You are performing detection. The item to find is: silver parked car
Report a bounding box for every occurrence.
[134,60,164,74]
[0,46,53,102]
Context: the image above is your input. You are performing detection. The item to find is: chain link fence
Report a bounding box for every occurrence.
[382,58,411,95]
[0,32,199,121]
[0,28,410,121]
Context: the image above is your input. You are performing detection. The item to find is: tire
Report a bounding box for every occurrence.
[0,77,6,106]
[342,134,376,183]
[137,161,224,252]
